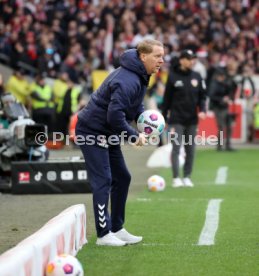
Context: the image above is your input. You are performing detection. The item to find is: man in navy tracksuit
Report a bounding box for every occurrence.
[76,39,164,246]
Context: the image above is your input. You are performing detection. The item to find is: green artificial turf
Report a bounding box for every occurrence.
[77,149,259,276]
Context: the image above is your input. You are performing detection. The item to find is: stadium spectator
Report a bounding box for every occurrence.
[56,79,81,136]
[30,74,55,136]
[53,72,69,113]
[38,43,62,79]
[208,68,236,151]
[131,21,154,47]
[76,39,164,246]
[5,68,30,106]
[236,65,257,142]
[162,49,207,188]
[60,54,79,84]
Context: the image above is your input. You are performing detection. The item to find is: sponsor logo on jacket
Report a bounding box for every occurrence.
[174,80,184,87]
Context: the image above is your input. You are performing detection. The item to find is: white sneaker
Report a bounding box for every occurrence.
[96,232,126,246]
[113,228,142,244]
[183,177,194,187]
[172,178,184,188]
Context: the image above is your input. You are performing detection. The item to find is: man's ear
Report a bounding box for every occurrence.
[139,53,146,62]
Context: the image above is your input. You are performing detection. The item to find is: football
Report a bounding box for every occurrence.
[46,254,84,276]
[137,110,165,136]
[147,175,166,192]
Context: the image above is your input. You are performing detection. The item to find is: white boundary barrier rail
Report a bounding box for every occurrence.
[0,204,87,276]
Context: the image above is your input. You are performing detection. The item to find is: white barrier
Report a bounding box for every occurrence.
[0,204,87,276]
[146,143,185,168]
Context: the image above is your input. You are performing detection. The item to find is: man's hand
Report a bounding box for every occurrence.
[135,132,148,146]
[198,112,206,120]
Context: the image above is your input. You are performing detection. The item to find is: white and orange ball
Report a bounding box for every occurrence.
[147,175,166,192]
[46,254,84,276]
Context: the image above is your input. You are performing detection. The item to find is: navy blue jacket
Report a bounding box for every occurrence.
[77,49,149,139]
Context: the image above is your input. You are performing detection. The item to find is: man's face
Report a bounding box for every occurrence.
[141,45,164,75]
[179,57,196,70]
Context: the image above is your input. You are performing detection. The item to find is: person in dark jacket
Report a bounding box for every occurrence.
[209,68,236,151]
[162,50,207,188]
[76,39,164,246]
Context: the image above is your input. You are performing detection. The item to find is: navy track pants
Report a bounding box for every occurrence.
[76,129,131,238]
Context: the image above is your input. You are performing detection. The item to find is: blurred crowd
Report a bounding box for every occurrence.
[0,0,259,142]
[0,0,258,82]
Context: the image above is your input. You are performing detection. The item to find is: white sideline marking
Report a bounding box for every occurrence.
[142,243,174,247]
[136,198,208,202]
[197,199,223,246]
[137,198,151,202]
[137,198,184,202]
[215,166,228,184]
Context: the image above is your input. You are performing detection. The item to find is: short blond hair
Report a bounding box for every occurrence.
[137,39,163,54]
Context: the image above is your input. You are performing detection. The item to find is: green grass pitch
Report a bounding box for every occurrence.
[77,148,259,275]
